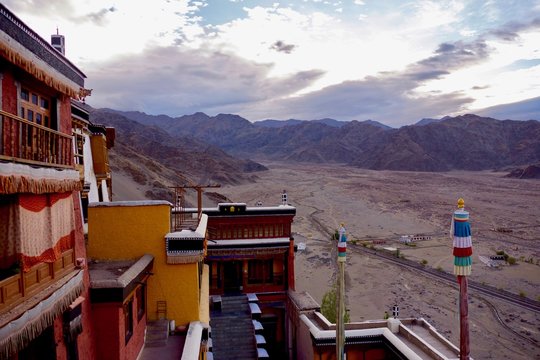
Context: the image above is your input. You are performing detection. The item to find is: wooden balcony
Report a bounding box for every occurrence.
[0,110,73,168]
[0,249,75,316]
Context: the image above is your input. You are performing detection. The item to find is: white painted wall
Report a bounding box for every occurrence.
[83,133,100,203]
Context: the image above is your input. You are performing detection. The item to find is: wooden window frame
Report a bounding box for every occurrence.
[247,259,273,285]
[124,297,134,344]
[20,87,52,128]
[136,285,146,322]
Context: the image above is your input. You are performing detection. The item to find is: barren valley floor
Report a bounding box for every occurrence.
[221,162,540,359]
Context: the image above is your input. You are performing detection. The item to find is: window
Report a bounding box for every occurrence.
[124,298,134,344]
[21,88,29,101]
[247,259,273,285]
[20,87,52,128]
[136,286,146,321]
[72,129,84,165]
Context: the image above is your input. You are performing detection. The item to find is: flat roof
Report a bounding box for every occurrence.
[89,254,153,288]
[208,238,291,247]
[301,313,459,359]
[177,204,296,217]
[89,200,172,208]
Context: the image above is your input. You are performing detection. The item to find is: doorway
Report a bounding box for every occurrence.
[223,261,242,294]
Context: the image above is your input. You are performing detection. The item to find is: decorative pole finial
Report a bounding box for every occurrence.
[457,198,465,209]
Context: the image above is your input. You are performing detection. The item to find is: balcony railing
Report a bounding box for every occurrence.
[0,110,73,168]
[0,249,75,316]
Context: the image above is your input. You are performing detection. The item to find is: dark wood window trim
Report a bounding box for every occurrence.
[124,297,134,344]
[136,285,146,322]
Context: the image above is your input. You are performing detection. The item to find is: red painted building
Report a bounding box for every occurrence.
[195,201,296,358]
[88,255,153,360]
[0,4,96,359]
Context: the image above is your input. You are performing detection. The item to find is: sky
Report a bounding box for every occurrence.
[4,0,540,126]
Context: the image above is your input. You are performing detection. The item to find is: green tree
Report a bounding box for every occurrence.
[321,283,350,324]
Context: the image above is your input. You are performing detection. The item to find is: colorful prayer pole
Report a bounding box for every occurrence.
[452,198,471,360]
[336,224,347,360]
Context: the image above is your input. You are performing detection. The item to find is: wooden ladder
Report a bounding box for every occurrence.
[156,300,167,319]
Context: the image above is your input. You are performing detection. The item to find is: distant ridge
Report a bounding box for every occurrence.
[255,118,346,128]
[255,118,392,129]
[105,109,540,172]
[90,109,268,188]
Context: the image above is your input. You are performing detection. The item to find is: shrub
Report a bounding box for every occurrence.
[321,283,351,324]
[507,257,517,265]
[421,259,428,266]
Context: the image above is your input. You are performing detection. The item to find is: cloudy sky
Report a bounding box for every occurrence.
[5,0,540,126]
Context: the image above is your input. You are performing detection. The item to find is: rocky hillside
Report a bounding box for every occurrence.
[505,164,540,179]
[90,109,268,193]
[104,110,540,172]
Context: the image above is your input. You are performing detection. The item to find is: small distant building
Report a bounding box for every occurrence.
[400,235,412,244]
[400,234,431,243]
[412,234,431,241]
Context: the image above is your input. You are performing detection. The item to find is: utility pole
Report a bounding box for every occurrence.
[171,183,221,230]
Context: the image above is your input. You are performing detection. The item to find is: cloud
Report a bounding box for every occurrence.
[270,40,296,54]
[487,17,540,42]
[86,46,324,116]
[2,0,75,17]
[73,7,117,26]
[236,71,475,125]
[415,39,492,73]
[477,96,540,121]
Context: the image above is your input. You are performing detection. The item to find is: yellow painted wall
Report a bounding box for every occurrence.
[88,202,202,326]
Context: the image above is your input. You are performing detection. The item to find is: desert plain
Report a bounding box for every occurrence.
[113,161,540,359]
[219,162,540,360]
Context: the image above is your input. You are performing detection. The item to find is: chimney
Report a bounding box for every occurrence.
[281,190,288,205]
[51,28,65,55]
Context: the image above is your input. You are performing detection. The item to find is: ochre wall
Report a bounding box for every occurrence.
[88,203,202,327]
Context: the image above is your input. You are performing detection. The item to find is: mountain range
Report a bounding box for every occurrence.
[96,109,540,173]
[89,109,268,197]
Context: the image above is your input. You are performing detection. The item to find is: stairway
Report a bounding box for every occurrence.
[210,295,257,360]
[145,319,169,347]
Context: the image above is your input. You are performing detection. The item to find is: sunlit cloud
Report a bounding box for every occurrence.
[3,0,539,124]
